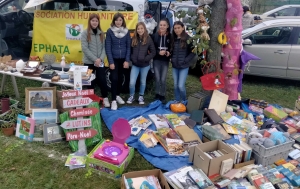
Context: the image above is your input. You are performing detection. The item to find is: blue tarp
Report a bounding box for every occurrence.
[100,100,203,171]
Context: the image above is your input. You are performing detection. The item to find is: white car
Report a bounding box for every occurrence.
[242,19,300,80]
[254,5,300,21]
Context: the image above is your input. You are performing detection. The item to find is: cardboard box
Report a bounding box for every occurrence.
[121,169,170,189]
[233,159,255,169]
[189,140,236,176]
[86,139,134,178]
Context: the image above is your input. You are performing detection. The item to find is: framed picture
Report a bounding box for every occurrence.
[32,109,58,142]
[15,114,35,142]
[25,87,56,114]
[43,123,65,144]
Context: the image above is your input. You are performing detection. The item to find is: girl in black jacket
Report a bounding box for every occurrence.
[126,22,156,104]
[151,18,171,103]
[170,21,196,102]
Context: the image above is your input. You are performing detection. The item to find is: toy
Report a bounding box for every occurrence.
[263,138,275,148]
[60,54,66,73]
[269,131,289,145]
[93,118,131,165]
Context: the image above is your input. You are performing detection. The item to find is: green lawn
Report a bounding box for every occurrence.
[0,70,300,189]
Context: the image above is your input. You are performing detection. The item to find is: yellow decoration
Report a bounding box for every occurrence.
[218,32,227,45]
[31,10,138,65]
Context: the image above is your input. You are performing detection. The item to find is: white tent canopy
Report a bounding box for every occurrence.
[23,0,53,10]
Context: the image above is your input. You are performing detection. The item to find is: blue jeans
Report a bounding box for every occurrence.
[172,67,189,102]
[129,65,150,96]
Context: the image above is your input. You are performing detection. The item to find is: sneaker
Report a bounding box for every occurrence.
[111,101,117,110]
[138,96,145,105]
[116,96,125,104]
[127,95,135,104]
[103,97,110,107]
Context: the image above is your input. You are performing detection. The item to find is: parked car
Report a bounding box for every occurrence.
[254,5,300,21]
[242,19,300,80]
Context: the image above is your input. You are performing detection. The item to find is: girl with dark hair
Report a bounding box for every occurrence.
[126,22,156,104]
[242,6,254,29]
[105,13,131,110]
[151,18,171,103]
[81,13,109,107]
[170,21,195,102]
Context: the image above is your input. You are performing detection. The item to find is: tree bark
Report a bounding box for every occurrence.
[207,0,227,64]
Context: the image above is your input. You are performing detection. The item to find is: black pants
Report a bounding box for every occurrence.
[84,63,108,98]
[110,58,126,101]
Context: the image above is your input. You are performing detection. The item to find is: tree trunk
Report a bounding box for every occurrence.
[207,0,227,65]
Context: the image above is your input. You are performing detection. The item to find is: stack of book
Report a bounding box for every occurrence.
[164,166,216,189]
[226,141,253,164]
[139,129,158,148]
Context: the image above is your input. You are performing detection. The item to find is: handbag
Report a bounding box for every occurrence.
[200,61,225,90]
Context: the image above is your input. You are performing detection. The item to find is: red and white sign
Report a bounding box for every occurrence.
[69,107,99,118]
[61,118,92,129]
[66,129,98,141]
[63,97,93,108]
[59,89,94,98]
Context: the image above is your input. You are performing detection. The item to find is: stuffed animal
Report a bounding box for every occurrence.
[263,138,275,148]
[269,131,289,145]
[201,25,210,40]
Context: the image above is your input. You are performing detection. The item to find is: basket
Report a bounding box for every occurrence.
[246,130,295,157]
[252,148,293,166]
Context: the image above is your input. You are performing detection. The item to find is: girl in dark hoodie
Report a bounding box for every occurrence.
[151,18,171,103]
[105,13,131,110]
[170,21,196,102]
[126,22,156,105]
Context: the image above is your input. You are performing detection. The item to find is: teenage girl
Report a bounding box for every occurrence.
[105,13,131,110]
[81,13,109,107]
[170,21,196,102]
[126,22,155,104]
[151,18,171,103]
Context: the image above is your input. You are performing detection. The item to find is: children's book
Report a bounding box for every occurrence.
[125,175,162,189]
[65,154,86,167]
[15,114,35,141]
[148,114,170,130]
[174,167,199,189]
[222,123,240,134]
[164,114,187,129]
[139,129,158,148]
[166,138,188,156]
[129,116,152,130]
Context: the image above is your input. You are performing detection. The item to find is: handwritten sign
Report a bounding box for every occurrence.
[61,118,92,129]
[59,89,94,98]
[69,107,98,118]
[66,129,98,141]
[63,97,93,108]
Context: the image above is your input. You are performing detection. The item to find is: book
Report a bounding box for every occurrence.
[187,169,215,189]
[148,114,170,130]
[211,124,231,140]
[263,172,282,185]
[223,169,240,180]
[222,123,240,134]
[164,166,191,189]
[139,129,158,148]
[282,163,296,171]
[65,154,86,167]
[129,116,152,130]
[214,177,231,188]
[293,167,300,176]
[126,175,162,189]
[253,176,269,189]
[289,149,300,160]
[173,166,198,189]
[274,181,293,189]
[220,158,234,175]
[275,159,287,166]
[131,126,142,136]
[289,159,299,166]
[164,114,187,129]
[15,114,35,141]
[259,182,275,189]
[164,169,182,189]
[166,138,188,156]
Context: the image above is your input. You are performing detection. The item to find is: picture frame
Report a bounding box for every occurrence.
[32,109,58,142]
[43,123,65,144]
[15,114,35,142]
[25,87,56,114]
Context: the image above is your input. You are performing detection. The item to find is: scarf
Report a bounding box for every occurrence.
[110,26,128,38]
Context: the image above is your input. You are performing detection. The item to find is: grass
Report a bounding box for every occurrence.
[1,68,300,189]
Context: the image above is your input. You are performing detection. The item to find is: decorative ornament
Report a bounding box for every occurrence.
[218,32,228,45]
[61,54,66,73]
[201,26,210,40]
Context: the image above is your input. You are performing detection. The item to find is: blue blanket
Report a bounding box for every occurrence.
[100,100,204,171]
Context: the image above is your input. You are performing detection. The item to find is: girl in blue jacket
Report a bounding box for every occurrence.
[105,13,131,110]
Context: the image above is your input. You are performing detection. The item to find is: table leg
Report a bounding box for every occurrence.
[0,74,7,93]
[11,76,20,98]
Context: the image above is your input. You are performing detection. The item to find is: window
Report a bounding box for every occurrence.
[270,7,297,17]
[94,0,133,11]
[248,27,293,45]
[0,0,24,14]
